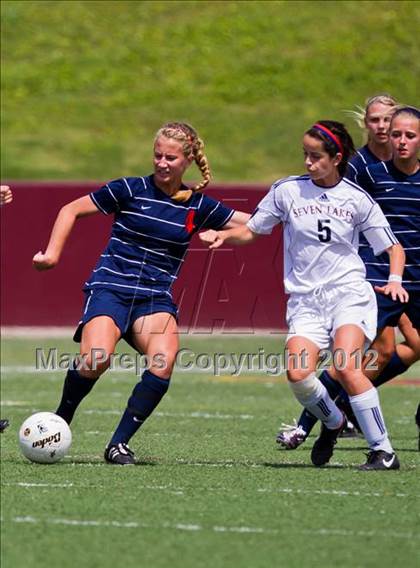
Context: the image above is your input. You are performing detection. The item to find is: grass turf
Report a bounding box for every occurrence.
[2,0,419,182]
[1,336,419,568]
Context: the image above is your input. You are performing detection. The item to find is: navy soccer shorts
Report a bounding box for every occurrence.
[73,288,178,344]
[376,290,420,329]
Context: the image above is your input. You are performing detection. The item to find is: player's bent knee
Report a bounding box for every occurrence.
[336,368,364,388]
[149,357,173,379]
[145,349,177,379]
[77,348,114,377]
[287,369,315,383]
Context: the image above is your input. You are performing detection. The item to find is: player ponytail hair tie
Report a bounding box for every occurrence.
[313,123,344,155]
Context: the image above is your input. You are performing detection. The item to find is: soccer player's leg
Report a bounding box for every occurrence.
[364,293,407,385]
[276,369,344,449]
[56,315,121,424]
[105,311,179,465]
[286,334,345,466]
[374,295,420,386]
[333,323,399,470]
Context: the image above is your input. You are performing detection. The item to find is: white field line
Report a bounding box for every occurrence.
[1,515,418,540]
[83,409,254,420]
[53,458,418,472]
[4,482,75,488]
[0,402,254,420]
[2,482,411,499]
[257,487,410,498]
[3,482,184,494]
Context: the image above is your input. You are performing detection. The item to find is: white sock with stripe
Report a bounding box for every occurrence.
[349,387,393,453]
[289,373,343,430]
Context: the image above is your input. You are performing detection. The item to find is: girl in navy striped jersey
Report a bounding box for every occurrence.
[356,107,420,353]
[200,120,408,470]
[33,122,250,465]
[347,97,419,386]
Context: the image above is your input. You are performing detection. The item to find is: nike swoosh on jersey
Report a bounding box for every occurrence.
[384,188,395,192]
[382,454,396,468]
[141,206,152,210]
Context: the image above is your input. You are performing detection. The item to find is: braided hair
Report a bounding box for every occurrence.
[155,122,211,202]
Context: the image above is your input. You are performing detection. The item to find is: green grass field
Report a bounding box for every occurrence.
[2,0,419,182]
[1,336,419,568]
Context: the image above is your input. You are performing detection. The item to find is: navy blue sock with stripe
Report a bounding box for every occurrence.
[56,368,98,425]
[109,370,170,445]
[373,352,408,387]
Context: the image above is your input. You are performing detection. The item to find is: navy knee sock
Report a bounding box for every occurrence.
[373,352,408,387]
[56,368,98,425]
[319,370,343,399]
[296,371,344,434]
[109,370,170,446]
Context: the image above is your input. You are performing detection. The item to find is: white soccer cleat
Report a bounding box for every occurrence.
[276,419,308,450]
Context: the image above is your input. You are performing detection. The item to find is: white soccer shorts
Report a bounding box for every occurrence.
[286,280,377,350]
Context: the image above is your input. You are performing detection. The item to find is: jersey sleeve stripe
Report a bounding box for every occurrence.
[215,209,234,229]
[197,202,221,230]
[90,193,109,215]
[106,184,118,203]
[343,178,376,204]
[384,226,399,245]
[123,178,133,197]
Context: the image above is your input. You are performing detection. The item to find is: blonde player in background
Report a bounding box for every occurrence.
[200,120,407,470]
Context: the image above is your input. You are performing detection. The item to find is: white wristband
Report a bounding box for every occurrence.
[388,274,402,283]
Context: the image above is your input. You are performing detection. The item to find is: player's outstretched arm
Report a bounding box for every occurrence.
[223,210,251,228]
[33,195,100,271]
[199,225,258,250]
[374,243,409,303]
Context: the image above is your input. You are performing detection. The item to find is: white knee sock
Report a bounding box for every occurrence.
[289,373,343,430]
[349,387,393,453]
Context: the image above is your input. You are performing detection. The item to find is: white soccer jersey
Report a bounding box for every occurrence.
[247,175,398,294]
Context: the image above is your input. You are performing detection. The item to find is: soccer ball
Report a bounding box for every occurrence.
[18,412,72,464]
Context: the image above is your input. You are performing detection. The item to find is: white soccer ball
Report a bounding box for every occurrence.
[18,412,72,464]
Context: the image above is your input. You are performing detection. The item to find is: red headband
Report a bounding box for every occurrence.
[313,123,343,155]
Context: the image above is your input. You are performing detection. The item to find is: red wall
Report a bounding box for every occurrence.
[1,182,287,332]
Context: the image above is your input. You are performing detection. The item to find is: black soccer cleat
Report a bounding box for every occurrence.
[359,450,400,471]
[104,443,135,465]
[415,404,420,452]
[311,415,345,467]
[0,419,10,433]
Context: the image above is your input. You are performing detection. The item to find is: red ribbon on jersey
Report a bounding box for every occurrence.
[185,210,196,234]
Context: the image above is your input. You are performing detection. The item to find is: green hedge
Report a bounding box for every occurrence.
[2,0,419,182]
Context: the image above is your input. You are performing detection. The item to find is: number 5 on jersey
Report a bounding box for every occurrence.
[318,219,331,243]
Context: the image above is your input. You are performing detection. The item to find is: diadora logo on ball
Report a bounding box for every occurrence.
[32,431,61,449]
